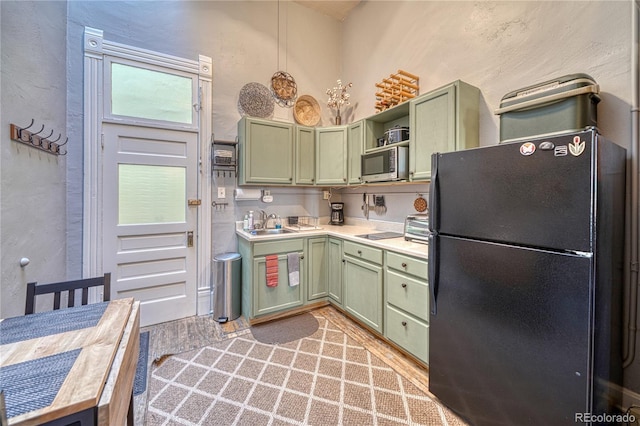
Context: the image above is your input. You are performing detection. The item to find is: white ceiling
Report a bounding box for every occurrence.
[293,0,362,21]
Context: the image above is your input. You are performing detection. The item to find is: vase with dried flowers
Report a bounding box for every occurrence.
[326,80,352,125]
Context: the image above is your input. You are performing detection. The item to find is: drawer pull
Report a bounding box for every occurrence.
[357,250,362,255]
[300,255,304,260]
[401,262,407,268]
[401,321,407,327]
[401,283,407,288]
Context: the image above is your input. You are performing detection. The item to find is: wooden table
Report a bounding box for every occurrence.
[0,298,140,425]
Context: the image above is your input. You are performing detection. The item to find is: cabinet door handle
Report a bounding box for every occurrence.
[401,321,407,327]
[300,254,304,260]
[401,283,407,288]
[357,250,362,255]
[342,259,345,263]
[401,262,407,268]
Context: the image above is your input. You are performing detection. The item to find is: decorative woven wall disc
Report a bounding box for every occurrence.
[293,95,321,126]
[238,82,274,118]
[271,71,298,107]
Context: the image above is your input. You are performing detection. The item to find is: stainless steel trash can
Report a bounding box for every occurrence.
[212,252,242,323]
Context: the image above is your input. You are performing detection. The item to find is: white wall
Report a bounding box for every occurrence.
[64,1,343,271]
[342,1,633,151]
[0,0,68,318]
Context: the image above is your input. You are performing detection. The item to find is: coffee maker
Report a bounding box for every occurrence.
[329,202,345,225]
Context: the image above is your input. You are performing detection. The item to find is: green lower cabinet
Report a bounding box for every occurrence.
[327,238,343,306]
[385,304,429,363]
[238,238,306,319]
[384,250,430,364]
[307,237,328,301]
[253,253,304,316]
[343,254,383,333]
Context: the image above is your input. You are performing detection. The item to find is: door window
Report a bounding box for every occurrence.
[118,164,186,225]
[107,60,197,127]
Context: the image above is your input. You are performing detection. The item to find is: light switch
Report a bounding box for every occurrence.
[218,187,226,199]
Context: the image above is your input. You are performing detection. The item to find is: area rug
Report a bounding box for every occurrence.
[250,312,319,344]
[134,331,150,396]
[145,313,466,425]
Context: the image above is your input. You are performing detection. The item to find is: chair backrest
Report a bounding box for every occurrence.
[25,273,111,315]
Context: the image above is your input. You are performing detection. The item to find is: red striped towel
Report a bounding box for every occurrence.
[266,254,278,287]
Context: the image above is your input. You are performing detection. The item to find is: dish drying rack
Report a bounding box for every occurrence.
[286,216,321,231]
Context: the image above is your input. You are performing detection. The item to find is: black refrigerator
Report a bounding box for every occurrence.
[427,130,626,425]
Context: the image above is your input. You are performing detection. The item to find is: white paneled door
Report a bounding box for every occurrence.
[103,123,198,326]
[83,29,212,328]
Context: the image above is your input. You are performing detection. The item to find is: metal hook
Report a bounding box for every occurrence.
[31,125,45,136]
[16,119,35,142]
[42,129,54,139]
[21,119,35,131]
[50,134,62,143]
[58,137,69,147]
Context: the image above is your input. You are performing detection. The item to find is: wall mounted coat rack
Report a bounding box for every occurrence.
[10,119,68,156]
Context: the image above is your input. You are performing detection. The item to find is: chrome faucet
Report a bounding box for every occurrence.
[258,210,277,229]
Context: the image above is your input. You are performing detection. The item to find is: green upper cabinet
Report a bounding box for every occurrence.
[238,117,294,185]
[295,125,316,185]
[409,80,479,181]
[315,126,348,185]
[347,120,364,184]
[237,80,478,186]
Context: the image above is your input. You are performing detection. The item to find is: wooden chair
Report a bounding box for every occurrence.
[25,273,111,315]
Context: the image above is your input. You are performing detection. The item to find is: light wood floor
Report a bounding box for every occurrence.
[133,305,431,425]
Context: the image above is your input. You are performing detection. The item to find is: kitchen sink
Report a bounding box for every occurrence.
[250,228,297,235]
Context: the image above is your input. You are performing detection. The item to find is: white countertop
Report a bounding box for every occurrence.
[236,222,428,260]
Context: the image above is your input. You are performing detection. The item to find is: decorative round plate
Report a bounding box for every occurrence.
[271,71,298,107]
[238,82,274,118]
[293,95,321,126]
[414,196,428,212]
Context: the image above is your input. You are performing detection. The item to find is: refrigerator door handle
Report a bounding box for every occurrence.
[429,153,439,232]
[428,233,438,315]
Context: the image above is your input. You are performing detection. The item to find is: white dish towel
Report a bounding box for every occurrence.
[287,252,300,287]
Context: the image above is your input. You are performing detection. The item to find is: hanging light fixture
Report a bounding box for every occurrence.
[271,0,297,107]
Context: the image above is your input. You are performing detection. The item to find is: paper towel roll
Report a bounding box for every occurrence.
[234,188,262,200]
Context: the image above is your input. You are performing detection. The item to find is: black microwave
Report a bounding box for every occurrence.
[361,145,409,183]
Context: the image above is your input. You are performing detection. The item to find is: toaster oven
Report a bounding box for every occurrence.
[404,214,430,243]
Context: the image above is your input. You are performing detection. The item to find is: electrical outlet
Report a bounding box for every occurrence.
[217,187,226,199]
[323,191,330,200]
